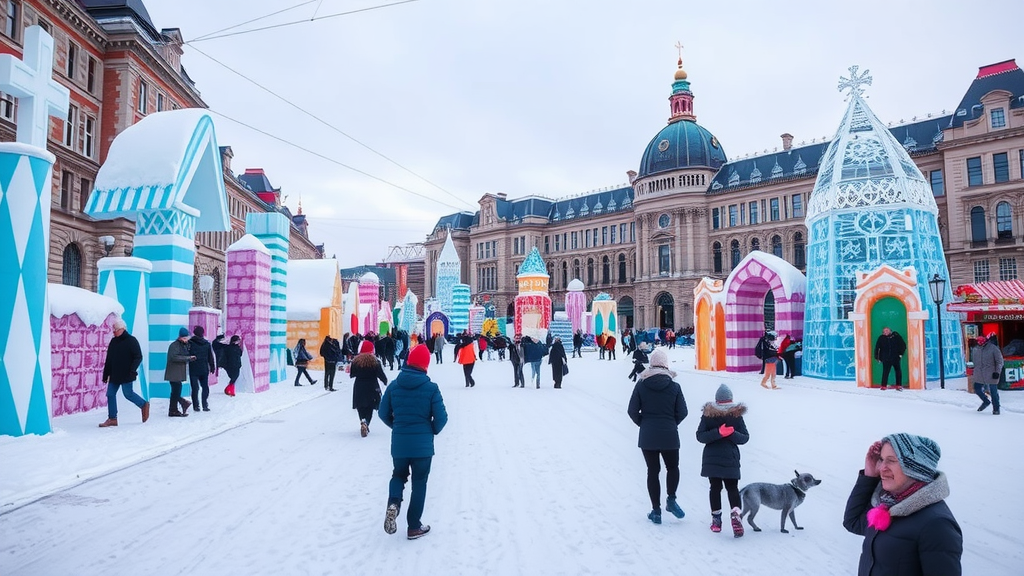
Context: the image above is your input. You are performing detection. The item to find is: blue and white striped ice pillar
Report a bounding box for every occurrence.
[246,212,290,384]
[133,208,197,398]
[0,143,56,436]
[97,257,152,400]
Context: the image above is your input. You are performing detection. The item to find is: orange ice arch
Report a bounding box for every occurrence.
[694,278,727,371]
[849,266,928,390]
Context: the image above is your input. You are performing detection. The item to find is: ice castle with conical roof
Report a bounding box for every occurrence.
[435,231,461,314]
[802,67,964,382]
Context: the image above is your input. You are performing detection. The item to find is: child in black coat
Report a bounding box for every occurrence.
[628,344,650,382]
[696,384,750,537]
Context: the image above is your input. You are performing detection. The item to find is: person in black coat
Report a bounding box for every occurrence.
[350,340,389,437]
[572,330,584,358]
[627,348,687,524]
[508,335,525,388]
[696,384,750,537]
[843,434,962,576]
[628,344,649,382]
[188,326,217,412]
[548,337,567,389]
[320,336,342,392]
[98,319,148,427]
[874,327,907,390]
[219,335,244,396]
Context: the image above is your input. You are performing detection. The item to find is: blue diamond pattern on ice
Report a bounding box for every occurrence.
[5,157,38,264]
[5,278,36,433]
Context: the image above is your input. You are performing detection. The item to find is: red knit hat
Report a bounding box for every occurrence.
[359,340,375,355]
[407,344,430,371]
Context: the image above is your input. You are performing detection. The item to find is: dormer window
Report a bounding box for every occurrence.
[991,108,1006,129]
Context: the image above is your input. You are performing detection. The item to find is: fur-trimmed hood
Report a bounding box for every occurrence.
[870,472,950,518]
[352,352,380,370]
[702,402,747,418]
[638,366,677,381]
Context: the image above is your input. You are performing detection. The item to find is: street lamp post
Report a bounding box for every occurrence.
[928,274,947,389]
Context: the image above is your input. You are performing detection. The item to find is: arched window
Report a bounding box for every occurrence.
[573,258,581,281]
[561,261,568,287]
[730,240,741,269]
[587,258,595,285]
[771,235,783,258]
[712,242,723,274]
[62,243,82,287]
[602,256,610,284]
[997,202,1013,240]
[618,254,627,283]
[794,232,806,269]
[971,206,987,244]
[750,237,760,252]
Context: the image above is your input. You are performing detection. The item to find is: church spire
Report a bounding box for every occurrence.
[668,42,695,123]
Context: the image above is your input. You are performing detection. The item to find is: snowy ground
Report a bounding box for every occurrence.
[2,347,1022,576]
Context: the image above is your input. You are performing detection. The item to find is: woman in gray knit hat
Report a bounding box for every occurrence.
[843,433,962,576]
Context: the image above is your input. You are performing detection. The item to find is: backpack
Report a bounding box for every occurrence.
[754,339,764,360]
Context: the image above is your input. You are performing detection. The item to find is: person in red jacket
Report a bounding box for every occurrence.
[605,335,617,360]
[777,334,794,379]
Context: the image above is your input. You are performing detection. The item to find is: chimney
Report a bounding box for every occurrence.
[219,146,233,174]
[781,133,794,151]
[626,170,638,183]
[496,192,507,200]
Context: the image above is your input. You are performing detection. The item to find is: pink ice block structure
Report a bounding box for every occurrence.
[225,236,271,392]
[189,307,221,386]
[565,290,586,334]
[358,273,381,335]
[50,312,118,417]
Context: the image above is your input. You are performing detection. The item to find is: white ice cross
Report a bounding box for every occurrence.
[0,25,71,148]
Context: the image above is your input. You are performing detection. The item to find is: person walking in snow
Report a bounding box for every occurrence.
[759,332,780,390]
[874,327,907,391]
[320,336,342,392]
[572,330,584,358]
[380,344,448,540]
[220,335,243,397]
[508,334,525,388]
[188,326,216,412]
[696,384,749,537]
[521,335,547,389]
[971,333,1003,415]
[627,348,688,525]
[605,334,617,360]
[549,337,567,389]
[455,332,477,387]
[432,332,445,365]
[628,343,650,382]
[98,318,149,427]
[351,340,388,437]
[843,434,962,576]
[292,338,317,386]
[165,327,194,417]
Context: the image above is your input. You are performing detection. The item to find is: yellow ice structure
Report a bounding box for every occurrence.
[286,259,342,371]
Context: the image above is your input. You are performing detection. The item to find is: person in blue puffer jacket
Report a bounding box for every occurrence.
[379,344,448,540]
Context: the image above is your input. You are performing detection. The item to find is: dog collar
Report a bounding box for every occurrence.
[790,480,806,496]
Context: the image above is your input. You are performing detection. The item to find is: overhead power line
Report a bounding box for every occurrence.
[184,0,420,44]
[188,0,319,43]
[208,108,469,212]
[187,44,476,210]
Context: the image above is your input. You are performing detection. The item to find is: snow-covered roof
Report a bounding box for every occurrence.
[286,259,340,321]
[48,284,124,327]
[227,234,270,255]
[567,278,585,291]
[86,109,230,232]
[724,251,807,300]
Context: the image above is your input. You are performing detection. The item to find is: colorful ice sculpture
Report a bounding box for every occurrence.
[189,306,220,386]
[693,277,726,371]
[85,109,230,398]
[345,282,360,335]
[225,235,271,393]
[802,67,963,383]
[246,213,290,384]
[398,290,419,333]
[436,232,461,314]
[468,304,484,334]
[358,272,381,334]
[286,259,341,371]
[514,248,551,341]
[378,300,393,335]
[0,25,71,436]
[450,284,471,334]
[424,311,450,339]
[565,279,586,335]
[591,293,618,337]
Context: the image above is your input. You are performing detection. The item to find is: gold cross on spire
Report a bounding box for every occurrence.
[675,41,684,61]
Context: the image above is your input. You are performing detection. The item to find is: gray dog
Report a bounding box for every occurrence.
[739,471,822,533]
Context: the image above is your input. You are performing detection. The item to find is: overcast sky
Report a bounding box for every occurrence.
[145,0,1023,267]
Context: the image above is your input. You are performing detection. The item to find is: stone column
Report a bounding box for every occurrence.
[225,235,272,393]
[97,257,153,399]
[0,144,55,436]
[245,213,290,384]
[133,208,197,399]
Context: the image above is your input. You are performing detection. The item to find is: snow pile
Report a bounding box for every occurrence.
[227,234,270,255]
[48,284,124,327]
[286,260,339,321]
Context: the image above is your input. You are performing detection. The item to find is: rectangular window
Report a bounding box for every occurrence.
[1020,150,1024,181]
[562,233,567,252]
[930,170,944,196]
[585,229,591,247]
[967,156,983,186]
[571,231,578,249]
[749,201,758,225]
[602,226,608,246]
[999,257,1018,281]
[712,207,720,229]
[36,18,49,34]
[60,171,73,210]
[974,260,990,283]
[994,152,1009,183]
[739,203,745,225]
[658,245,670,275]
[137,80,148,114]
[477,243,482,259]
[792,194,803,218]
[63,104,77,148]
[83,115,95,158]
[728,205,737,227]
[761,199,767,218]
[157,92,164,112]
[87,57,97,93]
[67,43,78,80]
[554,234,560,252]
[1,91,16,121]
[544,236,549,254]
[991,108,1006,129]
[620,223,626,243]
[770,198,780,221]
[4,1,18,40]
[630,222,635,242]
[593,228,598,246]
[610,225,616,244]
[484,242,491,258]
[79,178,91,212]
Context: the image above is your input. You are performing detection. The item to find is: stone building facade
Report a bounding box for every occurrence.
[1,0,320,309]
[424,57,1024,330]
